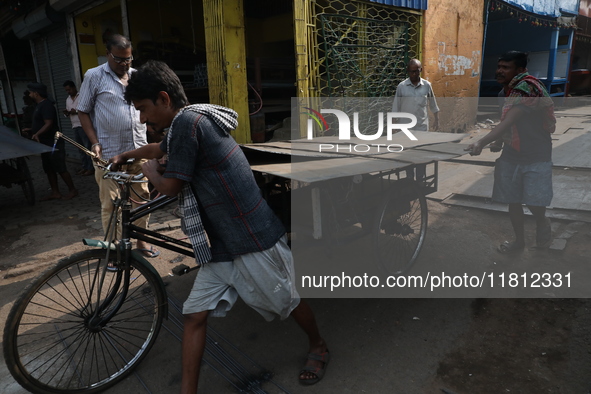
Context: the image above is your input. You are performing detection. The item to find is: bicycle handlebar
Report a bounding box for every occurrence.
[102,169,147,183]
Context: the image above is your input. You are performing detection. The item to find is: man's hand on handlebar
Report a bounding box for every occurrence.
[108,154,131,171]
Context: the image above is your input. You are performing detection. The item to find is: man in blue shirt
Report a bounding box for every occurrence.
[111,60,329,392]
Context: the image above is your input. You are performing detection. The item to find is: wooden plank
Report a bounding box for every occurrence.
[250,156,411,183]
[451,131,591,169]
[429,162,495,201]
[242,143,347,158]
[434,162,591,213]
[552,132,591,169]
[242,132,467,159]
[440,194,591,223]
[375,150,459,164]
[290,130,467,147]
[550,169,591,211]
[414,142,472,155]
[553,115,591,134]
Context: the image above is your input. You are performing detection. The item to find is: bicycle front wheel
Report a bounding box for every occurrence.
[4,249,166,394]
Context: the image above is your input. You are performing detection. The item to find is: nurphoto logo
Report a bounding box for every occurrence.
[303,108,419,153]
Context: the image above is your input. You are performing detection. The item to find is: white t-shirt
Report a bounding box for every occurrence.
[66,93,81,128]
[392,77,440,131]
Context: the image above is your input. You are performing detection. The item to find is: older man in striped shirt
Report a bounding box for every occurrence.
[77,34,159,258]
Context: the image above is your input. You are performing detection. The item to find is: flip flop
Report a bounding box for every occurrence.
[536,218,552,248]
[299,349,330,385]
[497,241,524,254]
[136,247,161,258]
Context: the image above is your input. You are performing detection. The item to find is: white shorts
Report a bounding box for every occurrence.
[182,235,301,321]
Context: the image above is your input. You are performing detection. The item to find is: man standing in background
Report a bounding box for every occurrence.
[77,34,159,258]
[26,82,78,201]
[63,80,93,176]
[467,51,554,253]
[392,58,440,131]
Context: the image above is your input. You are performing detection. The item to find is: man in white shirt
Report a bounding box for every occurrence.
[63,80,93,176]
[392,59,440,131]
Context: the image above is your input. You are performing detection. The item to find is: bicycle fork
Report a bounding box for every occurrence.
[86,192,134,330]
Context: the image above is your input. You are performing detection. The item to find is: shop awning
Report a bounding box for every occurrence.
[501,0,578,17]
[367,0,428,11]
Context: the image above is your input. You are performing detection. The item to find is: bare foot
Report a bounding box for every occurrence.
[62,190,79,200]
[40,194,62,201]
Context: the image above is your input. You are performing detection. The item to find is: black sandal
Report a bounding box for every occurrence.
[299,349,330,385]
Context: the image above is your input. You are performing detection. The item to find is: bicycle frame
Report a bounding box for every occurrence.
[83,171,195,327]
[128,194,194,258]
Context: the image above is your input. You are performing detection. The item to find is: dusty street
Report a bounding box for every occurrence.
[1,155,591,394]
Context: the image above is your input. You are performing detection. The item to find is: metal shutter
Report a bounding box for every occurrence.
[33,28,77,160]
[46,28,77,159]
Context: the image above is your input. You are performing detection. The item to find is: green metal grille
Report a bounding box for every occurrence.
[310,0,422,97]
[320,14,410,97]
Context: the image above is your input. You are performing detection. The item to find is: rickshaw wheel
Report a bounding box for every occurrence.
[4,249,165,394]
[372,180,427,276]
[16,157,35,205]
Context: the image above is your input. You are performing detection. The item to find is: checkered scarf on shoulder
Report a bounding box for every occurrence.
[167,104,239,265]
[501,72,556,151]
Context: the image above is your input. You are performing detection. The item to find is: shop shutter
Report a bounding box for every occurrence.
[32,28,77,160]
[46,28,77,159]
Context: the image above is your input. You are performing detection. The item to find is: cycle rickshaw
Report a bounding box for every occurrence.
[3,131,467,393]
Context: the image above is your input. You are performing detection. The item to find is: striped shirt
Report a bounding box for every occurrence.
[76,62,147,159]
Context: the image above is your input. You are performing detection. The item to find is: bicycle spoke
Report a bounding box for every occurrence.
[374,183,427,275]
[16,324,84,356]
[5,250,165,392]
[63,263,98,312]
[51,329,93,388]
[24,300,82,320]
[102,326,151,356]
[28,325,89,381]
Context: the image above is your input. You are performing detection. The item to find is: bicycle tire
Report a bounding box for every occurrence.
[4,249,166,394]
[372,180,428,276]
